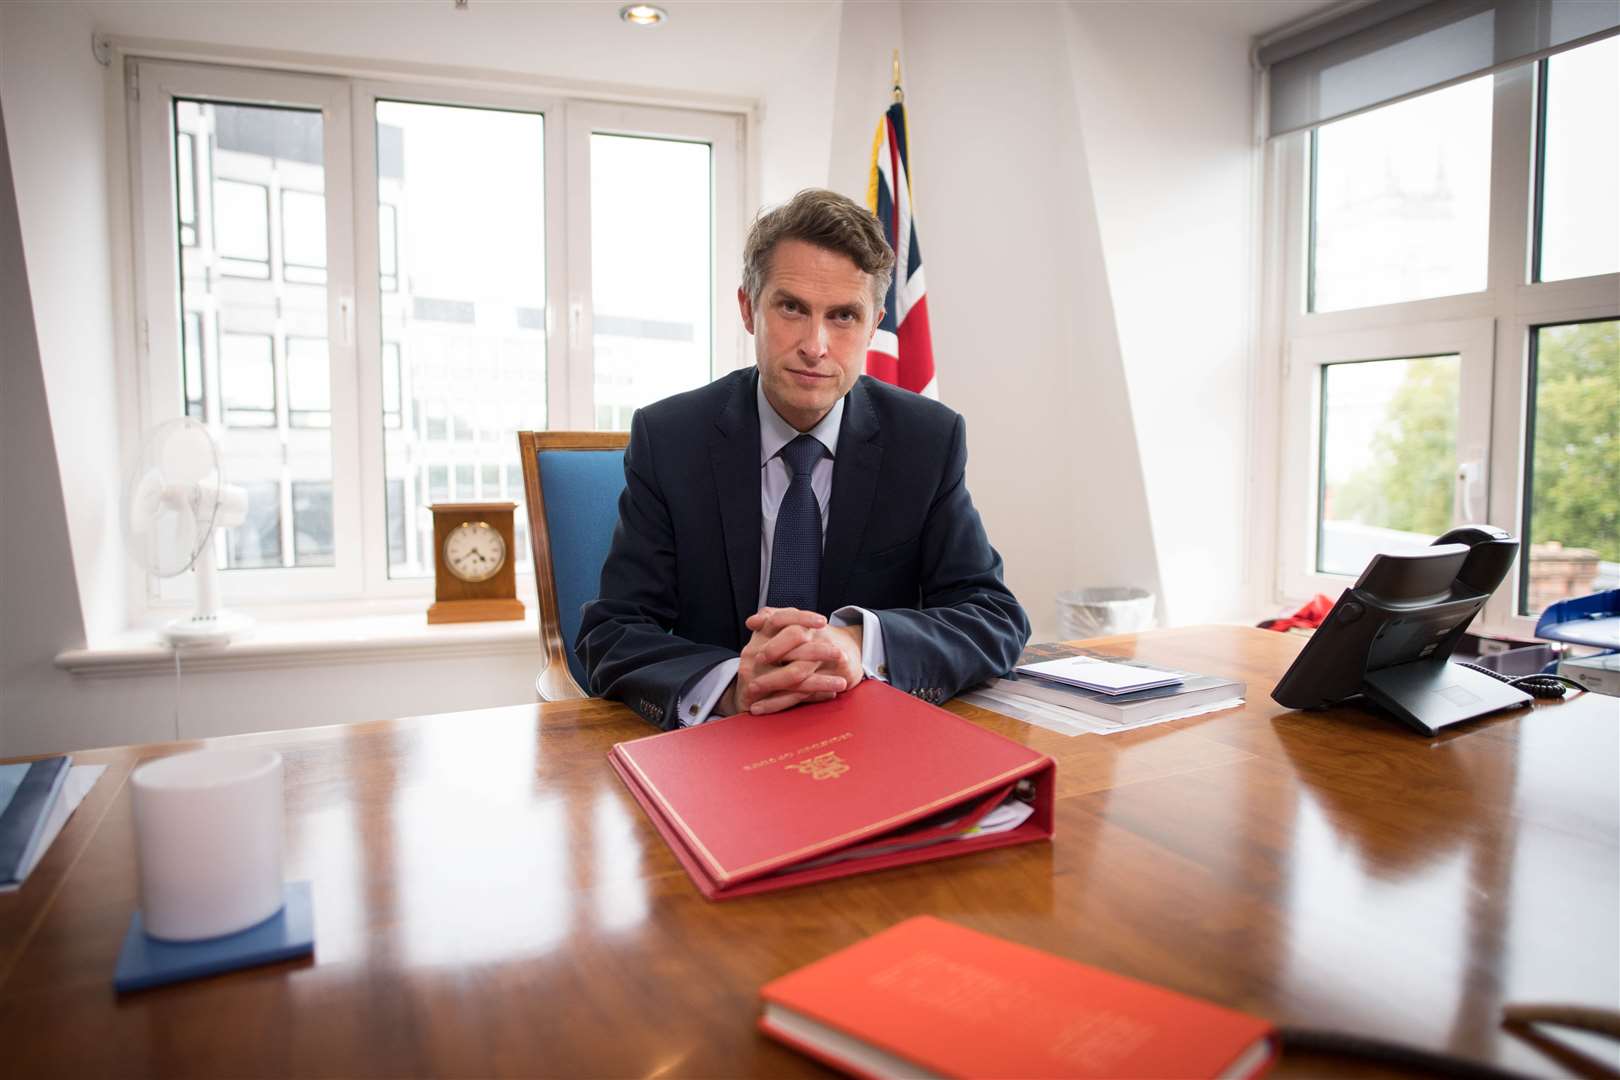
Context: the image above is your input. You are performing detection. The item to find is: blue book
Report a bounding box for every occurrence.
[0,756,70,888]
[114,880,315,993]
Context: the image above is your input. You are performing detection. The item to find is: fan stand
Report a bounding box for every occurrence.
[164,540,253,646]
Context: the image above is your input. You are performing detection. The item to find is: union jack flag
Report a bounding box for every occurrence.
[867,100,937,399]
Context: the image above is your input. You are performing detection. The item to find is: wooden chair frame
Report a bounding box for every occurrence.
[516,430,630,701]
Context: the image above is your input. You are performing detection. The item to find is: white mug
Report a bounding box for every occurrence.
[131,749,285,942]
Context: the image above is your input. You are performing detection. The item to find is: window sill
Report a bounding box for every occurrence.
[55,610,542,678]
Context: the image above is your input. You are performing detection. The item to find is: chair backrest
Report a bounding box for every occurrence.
[516,431,629,700]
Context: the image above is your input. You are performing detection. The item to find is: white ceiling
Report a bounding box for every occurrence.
[1167,0,1346,39]
[86,0,845,100]
[81,2,1348,99]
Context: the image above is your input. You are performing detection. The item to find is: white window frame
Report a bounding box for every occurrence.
[127,57,747,614]
[133,62,360,605]
[347,79,567,602]
[1268,59,1619,639]
[1278,318,1497,601]
[563,101,748,430]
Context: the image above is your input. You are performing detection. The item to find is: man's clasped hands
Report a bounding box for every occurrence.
[717,607,865,717]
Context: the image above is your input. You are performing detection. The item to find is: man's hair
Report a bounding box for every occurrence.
[741,188,895,311]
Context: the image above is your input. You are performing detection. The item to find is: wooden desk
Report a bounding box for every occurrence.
[2,626,1616,1077]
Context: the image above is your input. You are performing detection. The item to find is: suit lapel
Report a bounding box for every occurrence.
[710,369,762,640]
[821,377,884,611]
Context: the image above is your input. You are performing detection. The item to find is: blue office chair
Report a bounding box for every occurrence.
[516,431,629,700]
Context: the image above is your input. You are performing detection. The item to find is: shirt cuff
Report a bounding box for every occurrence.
[677,658,741,726]
[830,606,889,683]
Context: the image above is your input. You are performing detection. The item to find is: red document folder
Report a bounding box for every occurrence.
[760,916,1278,1079]
[608,680,1055,900]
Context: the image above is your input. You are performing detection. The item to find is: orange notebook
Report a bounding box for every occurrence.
[609,681,1055,900]
[760,917,1277,1080]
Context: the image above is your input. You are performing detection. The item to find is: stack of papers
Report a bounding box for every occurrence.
[961,684,1242,736]
[961,647,1246,736]
[1016,656,1184,694]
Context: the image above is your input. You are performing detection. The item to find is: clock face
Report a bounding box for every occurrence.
[443,521,507,583]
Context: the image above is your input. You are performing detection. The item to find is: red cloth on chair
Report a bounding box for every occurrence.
[1259,595,1336,632]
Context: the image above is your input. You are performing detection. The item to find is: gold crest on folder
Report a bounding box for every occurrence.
[786,752,850,781]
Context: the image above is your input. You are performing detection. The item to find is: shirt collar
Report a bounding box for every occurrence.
[757,373,843,467]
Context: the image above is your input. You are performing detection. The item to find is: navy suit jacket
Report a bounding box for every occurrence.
[576,368,1030,730]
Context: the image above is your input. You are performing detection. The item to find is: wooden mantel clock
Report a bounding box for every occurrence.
[427,501,526,625]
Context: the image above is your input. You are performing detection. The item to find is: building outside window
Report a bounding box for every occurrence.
[132,61,742,608]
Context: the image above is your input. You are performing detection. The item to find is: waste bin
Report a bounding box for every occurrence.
[1056,587,1156,638]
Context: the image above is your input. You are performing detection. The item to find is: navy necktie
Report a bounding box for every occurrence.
[766,434,824,611]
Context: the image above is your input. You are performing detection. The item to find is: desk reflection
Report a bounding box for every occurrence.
[1272,701,1619,1073]
[590,788,650,933]
[5,627,1615,1080]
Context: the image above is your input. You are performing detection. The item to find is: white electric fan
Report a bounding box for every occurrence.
[124,417,254,645]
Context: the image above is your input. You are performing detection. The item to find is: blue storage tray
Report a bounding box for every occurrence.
[114,880,314,993]
[1535,589,1619,650]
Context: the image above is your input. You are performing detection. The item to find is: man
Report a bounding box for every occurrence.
[577,188,1028,730]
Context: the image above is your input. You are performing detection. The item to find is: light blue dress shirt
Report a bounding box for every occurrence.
[676,379,890,725]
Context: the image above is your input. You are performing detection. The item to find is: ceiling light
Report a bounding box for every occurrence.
[619,4,667,26]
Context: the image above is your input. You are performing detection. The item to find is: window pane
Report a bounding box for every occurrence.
[227,481,283,569]
[379,202,399,290]
[427,465,449,503]
[281,188,327,284]
[1318,355,1460,575]
[182,312,206,420]
[177,131,198,247]
[1311,78,1491,312]
[286,337,331,427]
[291,480,335,566]
[481,464,499,496]
[382,341,403,428]
[1537,38,1620,283]
[425,400,448,441]
[385,478,408,566]
[376,100,547,579]
[213,179,271,278]
[590,133,711,429]
[175,100,334,575]
[1523,321,1619,615]
[220,332,276,427]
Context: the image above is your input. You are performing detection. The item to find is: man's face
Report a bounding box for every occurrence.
[739,238,883,432]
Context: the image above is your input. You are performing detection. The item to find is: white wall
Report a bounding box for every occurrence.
[908,1,1171,638]
[1063,1,1322,626]
[1,92,95,759]
[825,0,1329,633]
[826,1,1165,639]
[7,0,844,635]
[0,1,845,756]
[0,2,138,756]
[827,0,905,197]
[3,0,1324,756]
[0,19,548,755]
[81,0,840,205]
[1065,1,1260,626]
[0,2,126,648]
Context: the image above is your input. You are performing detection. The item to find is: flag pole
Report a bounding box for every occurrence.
[869,49,937,399]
